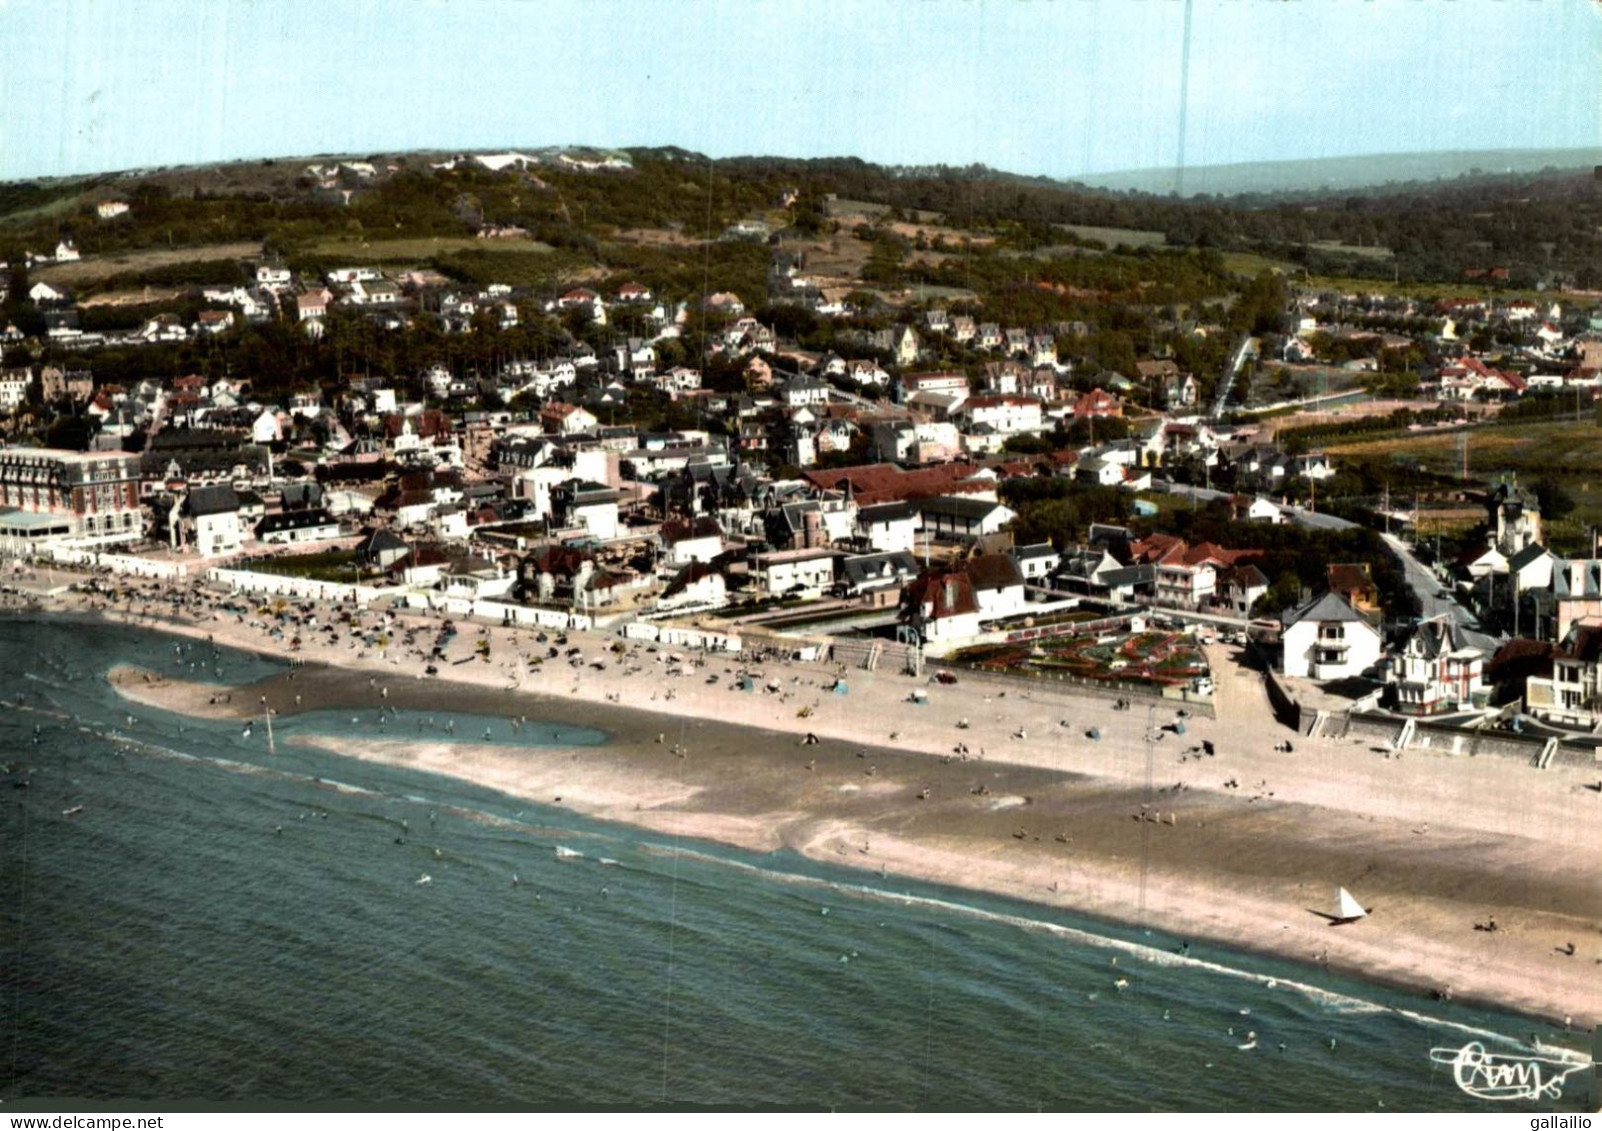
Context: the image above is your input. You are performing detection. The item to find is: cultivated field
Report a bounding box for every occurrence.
[1056,223,1167,248]
[310,235,554,260]
[609,227,701,247]
[1327,419,1602,478]
[1256,397,1430,438]
[1328,418,1602,548]
[824,197,893,221]
[35,241,262,285]
[77,286,187,308]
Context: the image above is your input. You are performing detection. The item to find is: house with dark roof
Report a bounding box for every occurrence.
[1523,621,1602,727]
[256,508,339,545]
[518,544,594,603]
[1488,482,1543,556]
[1553,558,1602,640]
[1009,542,1060,582]
[900,568,980,647]
[834,550,920,603]
[655,517,723,566]
[1053,546,1124,595]
[280,482,325,511]
[1386,615,1487,715]
[354,527,410,570]
[1508,543,1557,592]
[918,495,1016,542]
[1280,591,1383,680]
[855,501,919,554]
[1217,563,1269,616]
[176,485,243,558]
[659,560,728,612]
[899,553,1027,652]
[1326,562,1381,622]
[966,554,1026,622]
[551,480,620,541]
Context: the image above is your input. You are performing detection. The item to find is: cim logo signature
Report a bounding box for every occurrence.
[1429,1041,1594,1103]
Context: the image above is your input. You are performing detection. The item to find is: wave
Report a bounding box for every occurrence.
[637,842,1552,1053]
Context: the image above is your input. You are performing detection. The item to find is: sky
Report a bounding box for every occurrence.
[2,0,1600,183]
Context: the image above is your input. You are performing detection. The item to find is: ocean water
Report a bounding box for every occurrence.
[0,616,1592,1111]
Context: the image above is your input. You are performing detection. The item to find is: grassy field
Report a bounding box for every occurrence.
[250,549,384,583]
[309,235,554,261]
[35,241,262,286]
[824,198,892,221]
[1327,419,1602,477]
[1309,239,1393,260]
[1220,251,1299,277]
[0,188,96,228]
[1056,223,1168,248]
[1213,252,1597,310]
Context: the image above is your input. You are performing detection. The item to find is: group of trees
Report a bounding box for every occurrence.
[1160,502,1420,621]
[998,478,1133,546]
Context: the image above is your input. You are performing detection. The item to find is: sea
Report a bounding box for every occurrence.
[0,616,1593,1111]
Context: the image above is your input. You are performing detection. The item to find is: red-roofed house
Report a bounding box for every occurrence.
[557,287,600,309]
[1437,356,1525,399]
[1072,389,1123,419]
[196,309,235,335]
[541,401,598,436]
[296,290,329,322]
[899,553,1027,651]
[802,462,996,507]
[1129,534,1260,609]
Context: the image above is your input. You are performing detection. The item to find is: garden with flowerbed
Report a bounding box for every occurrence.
[949,629,1209,688]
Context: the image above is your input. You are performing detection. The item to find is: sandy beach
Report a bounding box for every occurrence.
[29,580,1602,1028]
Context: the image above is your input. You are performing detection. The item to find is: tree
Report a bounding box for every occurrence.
[1001,432,1057,455]
[1532,478,1576,522]
[45,414,96,451]
[1254,571,1304,618]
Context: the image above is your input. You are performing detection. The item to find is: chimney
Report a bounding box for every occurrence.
[944,576,957,610]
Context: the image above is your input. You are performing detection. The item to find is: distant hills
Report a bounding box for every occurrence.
[7,145,1602,207]
[1067,148,1602,197]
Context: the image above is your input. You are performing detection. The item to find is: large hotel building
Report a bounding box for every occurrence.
[0,446,144,552]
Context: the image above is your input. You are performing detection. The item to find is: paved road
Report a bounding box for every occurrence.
[1161,482,1357,530]
[1209,335,1258,420]
[1380,532,1489,635]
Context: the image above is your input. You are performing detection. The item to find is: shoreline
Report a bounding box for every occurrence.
[15,594,1600,1030]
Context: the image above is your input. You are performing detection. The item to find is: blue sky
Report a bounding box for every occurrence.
[2,0,1599,182]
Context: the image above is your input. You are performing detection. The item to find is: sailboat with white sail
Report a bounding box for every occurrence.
[1330,885,1368,925]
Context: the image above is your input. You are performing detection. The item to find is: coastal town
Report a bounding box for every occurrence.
[2,149,1600,1030]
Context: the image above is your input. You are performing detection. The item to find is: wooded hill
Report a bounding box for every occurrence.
[4,147,1599,292]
